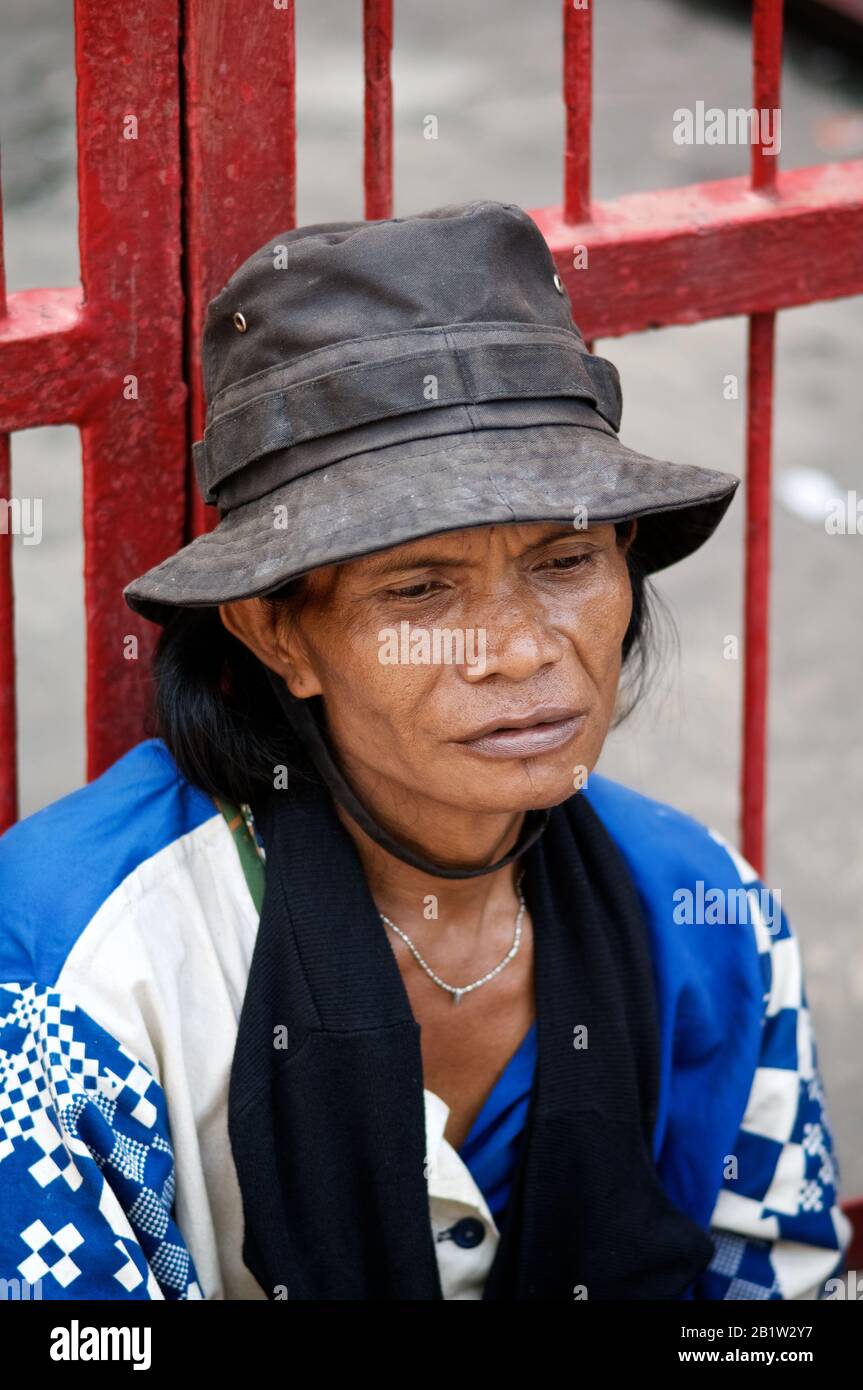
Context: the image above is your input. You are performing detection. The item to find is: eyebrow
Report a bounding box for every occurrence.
[362,526,584,576]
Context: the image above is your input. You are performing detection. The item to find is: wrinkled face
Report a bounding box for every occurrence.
[221,520,636,815]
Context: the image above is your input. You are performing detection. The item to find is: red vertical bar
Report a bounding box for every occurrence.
[75,0,187,777]
[741,0,783,874]
[752,0,784,193]
[741,313,775,874]
[562,0,592,224]
[0,436,14,834]
[184,0,297,540]
[0,161,19,832]
[364,0,393,220]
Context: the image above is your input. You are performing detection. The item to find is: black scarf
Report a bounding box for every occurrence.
[227,773,715,1300]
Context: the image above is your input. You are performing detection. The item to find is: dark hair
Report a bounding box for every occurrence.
[150,523,675,806]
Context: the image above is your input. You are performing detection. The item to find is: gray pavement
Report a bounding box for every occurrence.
[2,0,862,1191]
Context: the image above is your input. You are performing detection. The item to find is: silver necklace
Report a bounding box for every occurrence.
[378,872,527,1005]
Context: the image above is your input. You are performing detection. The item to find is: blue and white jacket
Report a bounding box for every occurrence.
[0,738,852,1300]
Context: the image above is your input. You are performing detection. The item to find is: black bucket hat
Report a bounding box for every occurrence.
[123,199,740,626]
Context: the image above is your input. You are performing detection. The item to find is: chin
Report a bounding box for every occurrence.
[451,757,594,816]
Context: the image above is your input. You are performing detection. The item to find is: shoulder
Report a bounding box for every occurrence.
[581,771,771,940]
[582,771,757,889]
[0,738,221,985]
[580,771,779,1025]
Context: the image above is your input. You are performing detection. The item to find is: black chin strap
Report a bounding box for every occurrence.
[263,666,550,880]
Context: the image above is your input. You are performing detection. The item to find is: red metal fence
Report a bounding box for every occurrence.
[1,0,862,886]
[0,0,188,830]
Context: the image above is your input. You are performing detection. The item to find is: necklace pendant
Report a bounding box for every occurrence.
[452,989,463,1005]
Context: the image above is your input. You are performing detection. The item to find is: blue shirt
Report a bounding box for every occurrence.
[457,1022,537,1224]
[0,738,851,1299]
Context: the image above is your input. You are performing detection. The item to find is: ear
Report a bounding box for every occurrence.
[218,599,323,699]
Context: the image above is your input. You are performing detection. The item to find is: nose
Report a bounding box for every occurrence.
[462,584,566,683]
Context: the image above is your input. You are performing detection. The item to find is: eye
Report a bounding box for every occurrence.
[387,580,443,600]
[536,552,594,572]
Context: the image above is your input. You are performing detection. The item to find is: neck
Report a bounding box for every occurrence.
[332,794,526,931]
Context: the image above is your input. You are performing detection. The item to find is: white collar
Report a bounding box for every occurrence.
[422,1088,499,1231]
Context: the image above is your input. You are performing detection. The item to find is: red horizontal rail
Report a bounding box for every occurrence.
[534,160,863,339]
[4,159,857,434]
[0,290,111,431]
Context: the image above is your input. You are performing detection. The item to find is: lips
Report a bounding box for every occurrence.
[456,706,587,759]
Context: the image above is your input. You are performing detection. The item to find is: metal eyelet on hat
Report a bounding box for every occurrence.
[233,311,248,332]
[552,273,565,294]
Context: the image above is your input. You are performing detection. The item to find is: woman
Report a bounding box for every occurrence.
[0,201,851,1300]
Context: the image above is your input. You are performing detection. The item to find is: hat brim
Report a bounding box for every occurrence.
[123,423,740,625]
